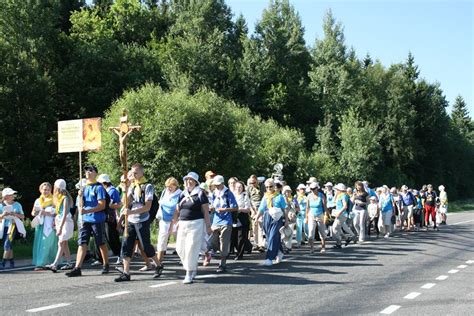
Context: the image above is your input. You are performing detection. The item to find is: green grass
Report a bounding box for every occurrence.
[447,198,474,213]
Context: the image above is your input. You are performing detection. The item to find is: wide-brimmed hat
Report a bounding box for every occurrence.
[309,182,319,190]
[183,171,200,185]
[306,176,317,184]
[335,183,346,191]
[1,188,17,197]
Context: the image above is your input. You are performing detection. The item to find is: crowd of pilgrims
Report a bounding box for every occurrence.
[0,164,449,284]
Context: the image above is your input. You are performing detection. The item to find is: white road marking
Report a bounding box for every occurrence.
[96,291,131,299]
[436,275,448,281]
[457,265,467,269]
[404,292,421,299]
[26,303,71,313]
[380,305,401,314]
[193,274,219,280]
[448,269,459,274]
[149,281,177,288]
[421,283,436,289]
[466,260,474,264]
[451,219,474,225]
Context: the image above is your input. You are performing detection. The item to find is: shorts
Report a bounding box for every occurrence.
[2,229,12,250]
[78,222,106,246]
[121,220,156,258]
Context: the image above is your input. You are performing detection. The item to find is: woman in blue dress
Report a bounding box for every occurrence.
[257,179,288,266]
[32,182,58,270]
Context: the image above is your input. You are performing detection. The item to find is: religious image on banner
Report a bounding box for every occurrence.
[82,118,101,151]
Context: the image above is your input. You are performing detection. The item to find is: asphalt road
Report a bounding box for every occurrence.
[1,211,473,315]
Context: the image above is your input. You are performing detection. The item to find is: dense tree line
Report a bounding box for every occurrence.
[0,0,472,211]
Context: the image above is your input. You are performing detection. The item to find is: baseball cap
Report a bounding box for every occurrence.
[1,188,17,197]
[97,174,111,183]
[212,175,225,186]
[54,179,67,190]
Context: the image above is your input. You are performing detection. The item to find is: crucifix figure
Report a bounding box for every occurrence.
[109,109,141,236]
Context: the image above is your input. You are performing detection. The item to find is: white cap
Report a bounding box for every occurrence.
[282,185,292,193]
[438,185,445,191]
[335,183,346,191]
[306,176,317,184]
[324,182,333,187]
[309,182,319,190]
[97,174,111,183]
[212,175,225,186]
[54,179,67,190]
[401,185,408,190]
[296,184,306,190]
[183,171,200,185]
[1,188,17,197]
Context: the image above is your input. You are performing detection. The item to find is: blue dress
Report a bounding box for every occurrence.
[259,194,287,260]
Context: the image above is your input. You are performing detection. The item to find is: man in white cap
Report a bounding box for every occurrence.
[0,188,24,269]
[208,175,238,273]
[97,174,122,264]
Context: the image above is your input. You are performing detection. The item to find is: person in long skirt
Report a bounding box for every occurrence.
[256,179,288,266]
[31,182,58,270]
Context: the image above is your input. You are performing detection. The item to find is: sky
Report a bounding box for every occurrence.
[226,0,474,116]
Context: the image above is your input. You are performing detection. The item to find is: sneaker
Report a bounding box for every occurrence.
[203,253,211,266]
[60,263,74,270]
[262,259,273,266]
[90,260,102,267]
[114,273,130,282]
[234,256,243,261]
[345,237,352,246]
[139,264,154,272]
[114,257,122,265]
[384,233,390,239]
[183,274,193,284]
[333,244,342,249]
[275,251,284,264]
[65,267,82,277]
[101,265,109,274]
[216,265,226,273]
[320,248,326,253]
[153,264,164,279]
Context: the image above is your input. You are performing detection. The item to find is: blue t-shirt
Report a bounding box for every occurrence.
[0,202,23,227]
[336,193,350,216]
[107,186,121,205]
[81,182,107,223]
[258,194,287,213]
[308,192,324,216]
[380,194,394,213]
[159,189,182,222]
[294,195,307,218]
[211,188,238,226]
[326,191,336,208]
[400,192,414,206]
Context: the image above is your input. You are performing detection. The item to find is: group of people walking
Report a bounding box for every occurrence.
[0,165,449,285]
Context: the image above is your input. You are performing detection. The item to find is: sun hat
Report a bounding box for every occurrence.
[97,174,111,183]
[282,185,292,193]
[54,179,67,190]
[324,182,333,187]
[212,175,225,186]
[183,171,200,185]
[296,184,306,190]
[306,177,317,184]
[309,182,319,190]
[335,183,346,191]
[1,188,17,197]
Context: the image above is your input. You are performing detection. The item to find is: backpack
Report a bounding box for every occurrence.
[134,183,159,224]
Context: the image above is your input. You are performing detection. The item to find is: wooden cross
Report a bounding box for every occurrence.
[109,109,141,237]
